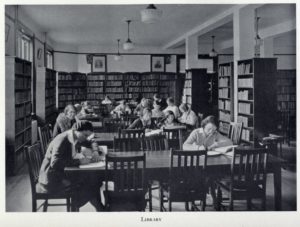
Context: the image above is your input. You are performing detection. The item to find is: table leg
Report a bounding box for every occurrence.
[273,164,282,211]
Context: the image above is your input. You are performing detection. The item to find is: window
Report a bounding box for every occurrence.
[17,30,33,62]
[46,50,53,69]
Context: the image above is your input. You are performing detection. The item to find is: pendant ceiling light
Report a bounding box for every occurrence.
[141,4,162,24]
[114,39,123,61]
[123,20,134,51]
[255,16,263,46]
[209,35,218,57]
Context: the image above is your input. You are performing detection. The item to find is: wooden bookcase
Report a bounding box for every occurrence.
[142,73,160,99]
[237,58,277,145]
[218,62,234,135]
[87,72,106,108]
[6,57,32,175]
[123,72,142,100]
[36,67,57,125]
[57,72,87,112]
[105,72,124,100]
[181,68,211,116]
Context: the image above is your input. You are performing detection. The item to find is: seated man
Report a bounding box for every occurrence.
[178,103,198,127]
[183,115,233,151]
[128,108,157,132]
[38,121,103,211]
[111,100,132,118]
[163,97,180,119]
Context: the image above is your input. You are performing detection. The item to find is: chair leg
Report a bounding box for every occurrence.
[159,187,164,212]
[216,186,222,211]
[261,196,266,211]
[169,200,172,212]
[185,201,189,211]
[32,199,37,212]
[202,196,206,211]
[247,198,252,210]
[229,195,234,211]
[43,199,48,212]
[67,198,71,212]
[148,186,152,212]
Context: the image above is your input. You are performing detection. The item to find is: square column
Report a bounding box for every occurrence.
[185,35,199,69]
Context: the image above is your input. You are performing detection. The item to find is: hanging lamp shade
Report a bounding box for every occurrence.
[123,20,134,50]
[209,35,218,57]
[141,4,162,24]
[114,39,123,61]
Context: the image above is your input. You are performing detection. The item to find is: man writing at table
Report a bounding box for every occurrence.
[183,115,233,150]
[38,121,103,211]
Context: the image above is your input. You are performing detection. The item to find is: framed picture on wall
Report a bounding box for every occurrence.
[151,55,165,72]
[92,55,106,72]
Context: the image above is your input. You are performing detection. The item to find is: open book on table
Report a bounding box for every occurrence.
[79,161,109,169]
[214,145,238,154]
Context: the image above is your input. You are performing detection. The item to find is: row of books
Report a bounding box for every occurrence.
[45,97,55,107]
[238,103,252,115]
[160,87,172,94]
[45,88,55,98]
[238,78,253,88]
[87,75,106,80]
[276,79,295,86]
[107,75,123,80]
[142,87,158,92]
[183,88,192,96]
[238,63,252,75]
[58,81,86,87]
[106,87,124,93]
[15,134,24,150]
[125,81,141,87]
[16,106,25,119]
[73,94,86,100]
[58,74,86,81]
[219,121,230,135]
[142,74,160,80]
[219,88,229,99]
[87,87,104,93]
[160,74,175,80]
[16,118,31,134]
[24,128,31,143]
[128,87,141,92]
[15,91,31,104]
[238,90,252,100]
[58,88,73,94]
[106,81,122,87]
[241,129,252,142]
[219,111,231,122]
[59,94,73,101]
[15,77,31,90]
[45,80,55,88]
[160,81,175,86]
[184,80,192,87]
[72,88,86,95]
[218,100,231,111]
[219,78,229,87]
[277,86,296,94]
[219,65,232,76]
[58,101,72,108]
[278,102,296,110]
[107,93,124,99]
[278,94,296,102]
[87,94,106,100]
[87,81,104,87]
[142,80,159,86]
[237,115,252,128]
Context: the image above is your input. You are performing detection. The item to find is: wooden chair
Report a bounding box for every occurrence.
[103,118,126,132]
[113,137,143,152]
[215,147,268,211]
[227,122,243,145]
[163,126,186,150]
[118,128,145,139]
[38,124,53,156]
[160,149,208,211]
[103,153,147,211]
[25,142,72,212]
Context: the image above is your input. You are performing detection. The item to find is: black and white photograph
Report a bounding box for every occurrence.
[2,1,299,227]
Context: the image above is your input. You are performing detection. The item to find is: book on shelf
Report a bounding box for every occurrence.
[219,78,229,87]
[238,63,252,74]
[238,78,253,87]
[219,88,229,99]
[219,65,232,76]
[238,103,252,115]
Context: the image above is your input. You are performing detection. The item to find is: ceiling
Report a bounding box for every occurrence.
[19,4,234,47]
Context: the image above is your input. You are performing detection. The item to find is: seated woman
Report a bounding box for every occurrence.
[111,100,132,118]
[101,95,113,105]
[38,121,103,211]
[80,101,98,117]
[152,100,165,118]
[128,108,157,132]
[183,115,233,151]
[134,98,151,117]
[159,110,180,128]
[53,104,77,138]
[178,103,198,127]
[163,97,180,119]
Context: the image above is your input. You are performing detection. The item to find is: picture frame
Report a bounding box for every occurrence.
[151,55,165,72]
[92,55,107,72]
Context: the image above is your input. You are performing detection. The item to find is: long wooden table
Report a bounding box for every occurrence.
[65,150,283,211]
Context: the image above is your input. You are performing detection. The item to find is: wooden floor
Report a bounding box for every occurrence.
[6,143,296,212]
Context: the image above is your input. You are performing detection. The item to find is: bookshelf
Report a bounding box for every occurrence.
[58,72,87,112]
[218,62,234,135]
[36,67,57,125]
[181,68,211,116]
[87,72,106,109]
[237,58,277,145]
[6,57,32,175]
[124,72,142,100]
[141,73,160,99]
[105,72,124,100]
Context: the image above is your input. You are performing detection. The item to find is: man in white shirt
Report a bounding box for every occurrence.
[163,97,180,118]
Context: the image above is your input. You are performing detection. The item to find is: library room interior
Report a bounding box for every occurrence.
[4,3,297,213]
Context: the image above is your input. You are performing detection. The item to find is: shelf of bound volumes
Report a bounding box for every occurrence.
[237,58,277,145]
[218,62,234,135]
[6,57,32,175]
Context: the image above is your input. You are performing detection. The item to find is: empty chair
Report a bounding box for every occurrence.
[163,126,186,150]
[103,153,147,211]
[118,128,145,139]
[227,122,243,145]
[113,137,143,152]
[215,147,268,211]
[38,124,53,156]
[160,149,208,211]
[25,142,72,212]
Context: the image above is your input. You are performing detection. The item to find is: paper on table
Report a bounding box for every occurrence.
[79,161,108,169]
[145,129,163,137]
[214,145,238,154]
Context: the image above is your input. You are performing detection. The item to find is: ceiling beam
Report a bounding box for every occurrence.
[260,19,296,39]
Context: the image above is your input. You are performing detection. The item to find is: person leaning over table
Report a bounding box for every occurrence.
[134,98,151,117]
[38,121,103,211]
[159,110,180,128]
[128,108,157,132]
[178,103,198,127]
[52,104,77,138]
[183,115,233,151]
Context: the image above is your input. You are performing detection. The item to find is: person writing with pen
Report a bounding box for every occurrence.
[183,115,233,151]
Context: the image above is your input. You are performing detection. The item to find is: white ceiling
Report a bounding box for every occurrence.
[19,4,234,47]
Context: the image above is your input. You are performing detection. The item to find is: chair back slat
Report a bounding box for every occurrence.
[38,125,53,156]
[163,127,186,150]
[142,135,169,151]
[25,142,44,194]
[231,147,268,189]
[228,122,243,145]
[113,137,143,152]
[103,118,127,132]
[118,128,145,139]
